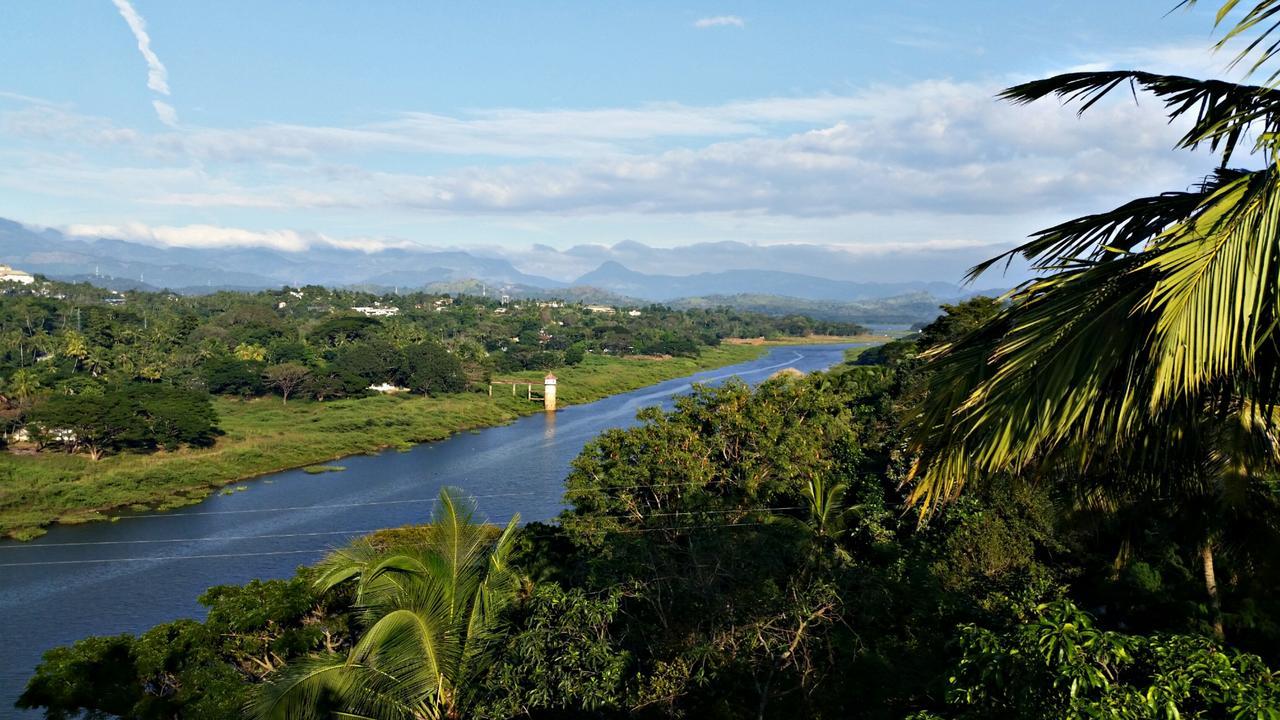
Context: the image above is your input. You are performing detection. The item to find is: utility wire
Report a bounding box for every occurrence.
[3,508,805,551]
[0,519,782,568]
[72,479,757,522]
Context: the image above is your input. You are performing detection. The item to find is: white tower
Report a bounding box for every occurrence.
[543,373,557,411]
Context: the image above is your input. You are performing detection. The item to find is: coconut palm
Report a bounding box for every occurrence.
[252,488,520,720]
[905,0,1280,637]
[61,327,88,366]
[908,0,1280,505]
[5,369,41,406]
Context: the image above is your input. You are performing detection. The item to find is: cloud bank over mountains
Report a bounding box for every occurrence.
[0,28,1246,282]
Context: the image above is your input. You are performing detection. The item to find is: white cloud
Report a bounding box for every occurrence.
[63,221,410,253]
[1,75,1211,223]
[151,100,178,127]
[694,15,744,29]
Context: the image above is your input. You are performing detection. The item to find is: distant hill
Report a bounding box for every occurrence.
[573,261,970,302]
[0,219,563,292]
[0,217,996,319]
[671,292,994,325]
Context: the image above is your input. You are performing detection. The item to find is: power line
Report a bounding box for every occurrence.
[5,508,804,550]
[86,480,755,522]
[0,528,379,550]
[113,489,545,520]
[0,515,800,568]
[0,547,330,568]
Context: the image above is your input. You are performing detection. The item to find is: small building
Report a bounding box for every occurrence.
[627,309,642,317]
[351,304,400,317]
[367,383,409,394]
[0,264,34,284]
[585,305,616,314]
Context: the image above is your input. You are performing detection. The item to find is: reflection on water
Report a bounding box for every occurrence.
[0,344,863,712]
[543,408,557,441]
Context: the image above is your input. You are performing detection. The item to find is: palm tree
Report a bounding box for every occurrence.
[61,327,88,366]
[6,369,41,407]
[253,488,520,720]
[905,0,1280,639]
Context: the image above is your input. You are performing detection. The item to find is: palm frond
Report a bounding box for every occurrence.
[1181,0,1280,83]
[252,487,522,720]
[908,255,1162,513]
[1001,71,1279,164]
[966,169,1247,281]
[1143,168,1280,406]
[252,656,349,720]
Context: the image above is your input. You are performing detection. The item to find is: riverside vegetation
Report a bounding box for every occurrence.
[0,280,866,539]
[20,297,1280,719]
[19,1,1280,716]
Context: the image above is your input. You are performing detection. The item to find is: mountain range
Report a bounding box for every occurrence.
[0,218,999,320]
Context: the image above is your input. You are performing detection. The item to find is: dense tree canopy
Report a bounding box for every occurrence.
[0,280,863,460]
[27,383,218,459]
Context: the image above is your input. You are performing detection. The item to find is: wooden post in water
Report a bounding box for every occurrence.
[544,373,557,411]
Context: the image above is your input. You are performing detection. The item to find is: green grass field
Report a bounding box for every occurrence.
[0,345,771,540]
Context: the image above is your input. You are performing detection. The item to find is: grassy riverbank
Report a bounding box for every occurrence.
[0,344,777,540]
[724,333,889,346]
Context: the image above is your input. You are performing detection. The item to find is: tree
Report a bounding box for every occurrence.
[475,585,630,718]
[253,488,520,720]
[61,330,88,370]
[5,368,42,407]
[904,0,1280,640]
[308,315,380,348]
[27,384,218,459]
[128,384,220,450]
[930,600,1280,719]
[400,341,466,395]
[263,363,310,404]
[28,391,134,460]
[19,571,345,720]
[233,343,268,362]
[204,357,264,397]
[331,339,401,385]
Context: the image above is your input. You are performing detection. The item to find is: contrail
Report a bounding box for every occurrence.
[110,0,178,126]
[110,0,169,95]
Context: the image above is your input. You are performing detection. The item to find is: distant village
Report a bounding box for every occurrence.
[0,263,665,328]
[0,264,34,285]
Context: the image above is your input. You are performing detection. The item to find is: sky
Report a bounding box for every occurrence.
[0,1,1256,282]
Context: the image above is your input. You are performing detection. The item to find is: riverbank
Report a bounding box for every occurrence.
[724,333,889,346]
[0,344,779,540]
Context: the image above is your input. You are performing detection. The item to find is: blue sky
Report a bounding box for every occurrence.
[0,1,1248,281]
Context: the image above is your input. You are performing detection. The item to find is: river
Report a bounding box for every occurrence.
[0,343,862,711]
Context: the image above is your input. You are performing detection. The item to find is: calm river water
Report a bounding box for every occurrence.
[0,343,861,711]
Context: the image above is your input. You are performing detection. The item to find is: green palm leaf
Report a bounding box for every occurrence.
[252,487,521,720]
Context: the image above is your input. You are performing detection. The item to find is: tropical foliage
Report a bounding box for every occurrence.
[20,318,1280,716]
[253,488,520,720]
